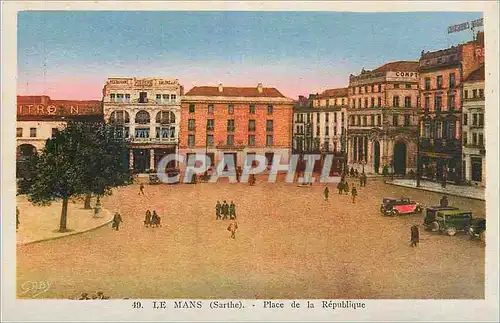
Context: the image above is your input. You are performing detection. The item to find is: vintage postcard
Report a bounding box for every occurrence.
[1,1,499,322]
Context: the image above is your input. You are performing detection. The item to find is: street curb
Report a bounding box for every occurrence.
[384,181,486,201]
[17,209,114,246]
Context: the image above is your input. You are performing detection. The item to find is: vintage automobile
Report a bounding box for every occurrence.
[424,209,474,236]
[380,197,423,216]
[423,206,460,230]
[468,218,486,239]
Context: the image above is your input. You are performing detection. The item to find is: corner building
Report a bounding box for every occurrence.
[347,61,420,175]
[180,83,294,169]
[102,77,182,172]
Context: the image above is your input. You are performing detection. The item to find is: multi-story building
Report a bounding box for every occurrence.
[347,61,420,175]
[462,65,485,186]
[102,77,182,172]
[417,32,484,183]
[180,83,294,169]
[16,95,102,177]
[292,89,348,173]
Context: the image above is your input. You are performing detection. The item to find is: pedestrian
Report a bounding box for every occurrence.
[151,210,160,228]
[222,200,229,220]
[440,195,449,207]
[337,181,343,195]
[215,201,222,220]
[139,183,145,195]
[355,169,359,178]
[16,207,20,230]
[144,210,151,227]
[359,174,363,187]
[351,184,357,203]
[227,221,238,239]
[410,225,420,247]
[229,201,236,219]
[363,173,367,187]
[350,167,355,177]
[112,212,123,231]
[324,185,329,201]
[249,174,256,186]
[344,181,350,195]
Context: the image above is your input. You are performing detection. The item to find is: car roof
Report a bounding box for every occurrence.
[437,210,471,216]
[427,206,459,211]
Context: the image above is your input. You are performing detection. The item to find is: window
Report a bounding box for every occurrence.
[156,111,175,124]
[188,135,195,147]
[365,86,368,93]
[316,113,320,123]
[116,94,124,103]
[378,97,382,107]
[135,128,150,138]
[162,94,169,102]
[448,95,455,110]
[463,114,468,125]
[16,128,22,137]
[437,75,443,89]
[110,110,130,124]
[393,96,400,107]
[227,135,234,146]
[378,84,382,92]
[189,104,195,113]
[228,104,234,114]
[30,127,36,138]
[171,94,177,101]
[326,99,330,107]
[357,116,361,125]
[377,115,382,126]
[371,115,375,125]
[325,113,329,122]
[325,125,329,136]
[248,119,256,131]
[464,90,469,99]
[364,98,368,108]
[249,104,255,114]
[371,97,375,108]
[435,95,442,112]
[479,89,484,98]
[139,92,147,103]
[394,84,400,89]
[479,114,484,126]
[393,115,398,126]
[334,126,337,136]
[463,132,468,145]
[248,135,256,146]
[472,133,477,145]
[51,128,58,137]
[267,105,273,115]
[227,119,235,132]
[363,116,367,126]
[472,89,477,98]
[436,122,443,139]
[405,84,411,89]
[135,110,150,124]
[342,98,345,105]
[371,85,375,92]
[156,94,162,103]
[334,112,337,123]
[207,119,214,131]
[266,135,273,146]
[404,96,411,108]
[307,113,311,123]
[208,104,214,114]
[207,134,214,146]
[424,97,430,110]
[157,127,174,139]
[341,112,344,122]
[125,94,131,103]
[110,93,116,102]
[404,115,410,126]
[473,113,478,126]
[449,73,456,88]
[352,99,355,108]
[188,119,196,131]
[423,123,431,138]
[479,133,484,146]
[316,125,320,136]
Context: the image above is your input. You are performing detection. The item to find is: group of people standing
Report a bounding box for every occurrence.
[144,210,162,228]
[215,200,236,220]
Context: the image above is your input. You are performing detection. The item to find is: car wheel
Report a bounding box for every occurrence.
[430,221,440,232]
[380,207,386,216]
[446,227,457,236]
[392,210,399,217]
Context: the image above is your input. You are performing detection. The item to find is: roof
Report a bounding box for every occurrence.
[372,61,419,73]
[184,86,286,98]
[318,87,348,98]
[464,65,485,82]
[437,210,471,216]
[17,95,103,118]
[420,46,460,60]
[426,206,459,211]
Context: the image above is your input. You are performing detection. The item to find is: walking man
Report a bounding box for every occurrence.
[229,201,236,219]
[344,181,350,195]
[324,185,329,201]
[144,210,152,227]
[351,184,358,203]
[112,212,123,231]
[215,201,222,220]
[337,181,343,195]
[139,183,145,195]
[222,200,229,220]
[410,225,420,247]
[228,221,238,239]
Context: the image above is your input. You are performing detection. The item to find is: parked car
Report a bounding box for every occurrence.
[423,206,460,230]
[380,197,423,216]
[424,209,473,236]
[468,218,486,239]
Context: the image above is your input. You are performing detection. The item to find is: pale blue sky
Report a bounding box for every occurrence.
[17,11,483,99]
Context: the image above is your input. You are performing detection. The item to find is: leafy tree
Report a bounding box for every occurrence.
[18,121,131,232]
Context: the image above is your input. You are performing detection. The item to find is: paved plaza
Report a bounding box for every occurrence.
[16,177,485,299]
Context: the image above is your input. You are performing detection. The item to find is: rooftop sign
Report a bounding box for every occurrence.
[448,18,483,34]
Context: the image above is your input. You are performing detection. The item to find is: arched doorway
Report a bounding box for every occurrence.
[16,144,37,178]
[393,141,407,175]
[373,141,380,173]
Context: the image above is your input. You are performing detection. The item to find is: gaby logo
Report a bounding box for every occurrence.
[156,153,343,184]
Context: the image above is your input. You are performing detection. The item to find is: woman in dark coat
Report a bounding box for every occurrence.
[144,210,152,227]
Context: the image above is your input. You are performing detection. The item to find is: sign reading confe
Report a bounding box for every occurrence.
[448,18,483,34]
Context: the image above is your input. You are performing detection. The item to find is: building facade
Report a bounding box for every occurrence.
[417,32,484,183]
[462,65,485,186]
[16,95,103,177]
[102,77,182,172]
[180,83,294,169]
[347,61,420,175]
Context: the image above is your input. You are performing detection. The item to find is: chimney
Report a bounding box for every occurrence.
[218,83,223,93]
[257,83,263,93]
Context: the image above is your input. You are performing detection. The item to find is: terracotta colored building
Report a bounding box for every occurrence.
[180,83,294,169]
[417,32,484,183]
[347,61,420,175]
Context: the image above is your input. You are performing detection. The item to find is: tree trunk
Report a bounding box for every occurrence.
[83,193,92,209]
[59,197,69,232]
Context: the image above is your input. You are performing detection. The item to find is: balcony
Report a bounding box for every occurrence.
[128,137,178,144]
